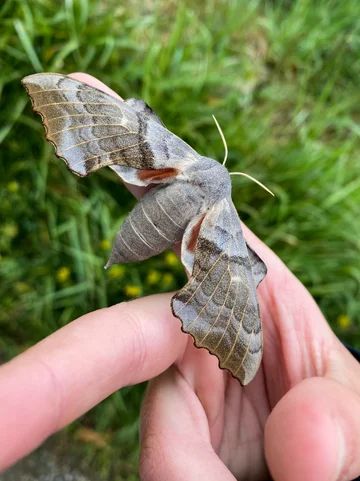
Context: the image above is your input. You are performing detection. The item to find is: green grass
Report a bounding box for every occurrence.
[1,0,360,478]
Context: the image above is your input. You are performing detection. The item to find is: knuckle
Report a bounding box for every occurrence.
[34,358,64,432]
[115,303,149,380]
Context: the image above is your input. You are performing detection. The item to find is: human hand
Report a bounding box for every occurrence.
[139,225,360,481]
[2,74,360,481]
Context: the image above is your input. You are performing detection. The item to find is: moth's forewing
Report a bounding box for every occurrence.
[21,73,197,182]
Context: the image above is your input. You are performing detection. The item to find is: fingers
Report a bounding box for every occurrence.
[0,294,187,471]
[265,377,360,481]
[139,367,236,481]
[68,72,123,99]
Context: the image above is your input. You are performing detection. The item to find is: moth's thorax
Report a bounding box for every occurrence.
[186,156,231,204]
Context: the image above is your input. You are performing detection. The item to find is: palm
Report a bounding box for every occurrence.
[175,340,270,480]
[172,281,327,479]
[171,276,330,480]
[140,236,358,480]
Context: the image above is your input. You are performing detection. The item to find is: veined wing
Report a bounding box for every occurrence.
[172,198,263,385]
[22,73,198,182]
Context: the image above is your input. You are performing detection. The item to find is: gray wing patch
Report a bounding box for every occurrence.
[245,241,267,287]
[124,98,166,127]
[111,99,167,185]
[106,181,205,266]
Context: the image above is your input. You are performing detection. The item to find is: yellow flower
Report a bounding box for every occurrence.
[125,284,141,297]
[56,267,71,283]
[3,222,18,239]
[44,46,56,61]
[100,239,111,250]
[14,282,31,293]
[165,251,179,266]
[107,264,125,279]
[147,269,161,285]
[7,181,19,193]
[337,314,351,329]
[206,96,221,106]
[162,273,174,287]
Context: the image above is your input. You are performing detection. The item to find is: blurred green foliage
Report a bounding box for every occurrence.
[1,0,360,478]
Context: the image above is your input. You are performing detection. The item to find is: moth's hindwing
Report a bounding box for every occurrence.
[172,198,263,385]
[106,182,205,266]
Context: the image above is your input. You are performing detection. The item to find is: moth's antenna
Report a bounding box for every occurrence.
[230,172,275,196]
[211,115,274,196]
[212,115,228,166]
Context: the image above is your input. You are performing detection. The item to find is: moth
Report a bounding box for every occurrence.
[22,73,268,385]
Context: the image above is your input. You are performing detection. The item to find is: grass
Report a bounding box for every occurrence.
[1,0,360,478]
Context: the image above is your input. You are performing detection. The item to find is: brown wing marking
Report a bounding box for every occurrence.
[137,168,179,182]
[186,214,206,253]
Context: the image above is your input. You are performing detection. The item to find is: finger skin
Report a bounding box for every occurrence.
[0,72,184,470]
[265,377,360,481]
[0,73,183,471]
[0,294,187,471]
[139,368,236,481]
[69,72,123,100]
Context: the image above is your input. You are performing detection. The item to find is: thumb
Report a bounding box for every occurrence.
[264,377,360,481]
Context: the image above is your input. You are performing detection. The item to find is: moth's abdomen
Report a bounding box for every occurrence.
[106,182,202,266]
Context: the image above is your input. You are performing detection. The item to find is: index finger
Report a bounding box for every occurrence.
[0,294,186,471]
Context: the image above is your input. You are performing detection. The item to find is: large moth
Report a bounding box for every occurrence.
[22,73,268,385]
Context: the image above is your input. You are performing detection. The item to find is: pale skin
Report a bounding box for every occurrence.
[1,74,360,481]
